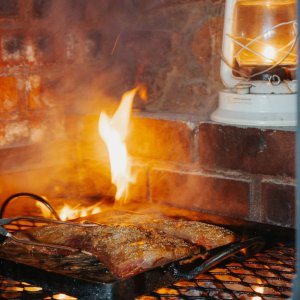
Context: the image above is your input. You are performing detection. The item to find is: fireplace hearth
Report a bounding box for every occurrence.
[0,193,295,300]
[0,0,297,299]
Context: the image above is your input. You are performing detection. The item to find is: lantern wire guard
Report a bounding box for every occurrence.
[211,0,298,126]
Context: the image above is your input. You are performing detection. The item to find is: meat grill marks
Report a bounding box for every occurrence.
[1,210,236,279]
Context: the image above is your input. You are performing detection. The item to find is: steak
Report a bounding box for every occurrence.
[1,210,236,279]
[2,223,200,278]
[81,210,236,249]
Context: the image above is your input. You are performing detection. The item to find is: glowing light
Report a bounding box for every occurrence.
[35,201,52,218]
[99,87,145,202]
[262,45,276,61]
[263,29,275,39]
[53,294,77,300]
[253,285,264,294]
[58,204,101,221]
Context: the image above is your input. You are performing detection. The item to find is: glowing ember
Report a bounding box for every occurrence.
[252,285,264,294]
[99,87,144,202]
[53,294,77,300]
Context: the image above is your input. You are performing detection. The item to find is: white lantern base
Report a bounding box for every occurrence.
[211,90,297,126]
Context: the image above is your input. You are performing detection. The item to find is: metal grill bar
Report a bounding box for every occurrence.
[0,243,294,299]
[138,244,295,300]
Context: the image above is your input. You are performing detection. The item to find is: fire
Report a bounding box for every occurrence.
[36,86,145,219]
[99,87,144,203]
[58,204,101,221]
[35,202,101,221]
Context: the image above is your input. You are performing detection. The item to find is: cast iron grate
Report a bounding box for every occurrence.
[0,223,295,299]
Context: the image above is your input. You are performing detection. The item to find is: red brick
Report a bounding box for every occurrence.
[192,21,212,66]
[198,123,295,178]
[0,165,79,205]
[34,32,55,63]
[121,30,171,66]
[128,116,196,163]
[68,115,109,163]
[65,31,82,62]
[127,164,148,202]
[27,75,41,110]
[0,115,66,147]
[261,181,295,228]
[1,32,25,63]
[0,76,18,112]
[75,160,115,198]
[132,0,205,11]
[85,0,111,22]
[150,169,250,219]
[0,140,72,173]
[85,30,102,59]
[65,0,86,22]
[32,0,52,18]
[0,0,19,17]
[3,120,30,145]
[27,73,67,110]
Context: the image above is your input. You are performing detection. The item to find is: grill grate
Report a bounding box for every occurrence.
[0,223,295,299]
[138,243,295,300]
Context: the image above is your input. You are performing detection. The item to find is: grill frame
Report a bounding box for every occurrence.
[0,222,265,300]
[0,242,295,300]
[0,196,296,300]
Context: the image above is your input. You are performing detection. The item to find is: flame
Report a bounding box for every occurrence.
[99,87,143,202]
[58,204,101,221]
[36,201,101,221]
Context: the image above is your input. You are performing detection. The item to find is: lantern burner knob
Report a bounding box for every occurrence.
[235,83,252,94]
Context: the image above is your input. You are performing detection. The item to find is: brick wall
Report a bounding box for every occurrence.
[0,0,224,196]
[0,0,295,228]
[74,113,295,228]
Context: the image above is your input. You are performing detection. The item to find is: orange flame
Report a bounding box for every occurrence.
[98,87,141,203]
[59,204,101,221]
[35,202,101,221]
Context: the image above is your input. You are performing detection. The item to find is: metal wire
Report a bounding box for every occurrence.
[0,193,61,220]
[143,243,295,299]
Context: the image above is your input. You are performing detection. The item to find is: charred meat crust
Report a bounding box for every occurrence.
[2,211,236,279]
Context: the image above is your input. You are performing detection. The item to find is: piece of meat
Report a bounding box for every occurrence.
[81,210,236,249]
[2,222,200,279]
[1,210,236,279]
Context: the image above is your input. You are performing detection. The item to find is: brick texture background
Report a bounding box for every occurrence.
[0,0,295,228]
[70,113,295,228]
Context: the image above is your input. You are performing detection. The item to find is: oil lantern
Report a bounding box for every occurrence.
[211,0,297,126]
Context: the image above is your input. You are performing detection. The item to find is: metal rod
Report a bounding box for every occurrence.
[2,216,99,227]
[170,236,265,280]
[0,193,60,220]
